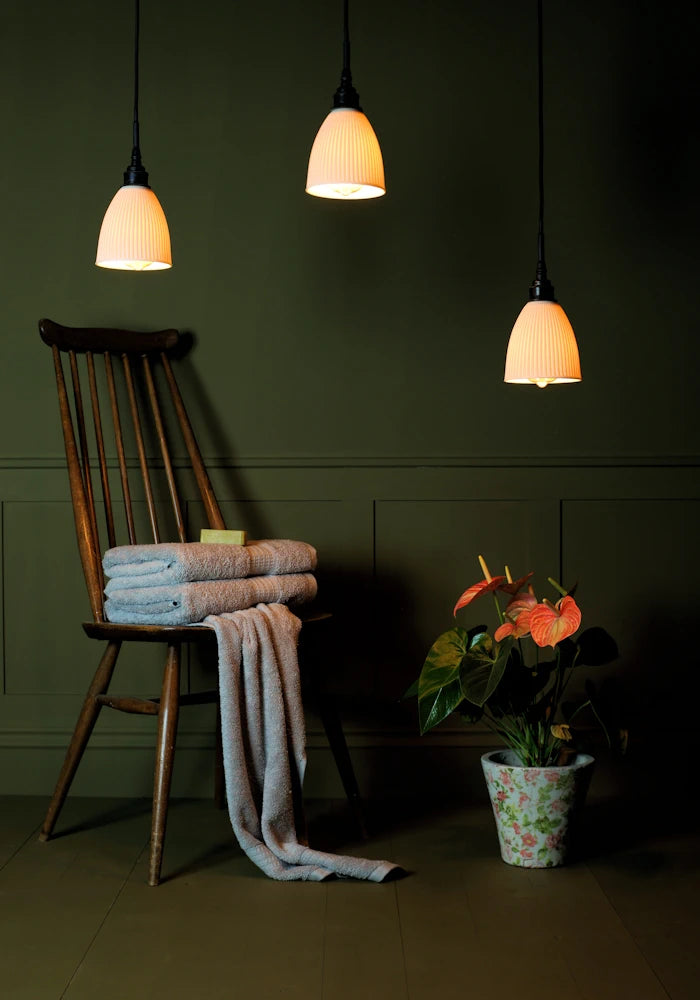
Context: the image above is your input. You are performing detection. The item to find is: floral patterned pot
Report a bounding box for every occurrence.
[481,749,595,868]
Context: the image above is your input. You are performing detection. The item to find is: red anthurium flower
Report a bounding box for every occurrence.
[529,595,582,648]
[499,571,535,595]
[504,591,537,620]
[453,575,506,616]
[495,613,531,642]
[494,591,538,641]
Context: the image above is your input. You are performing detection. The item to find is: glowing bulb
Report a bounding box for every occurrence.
[333,184,362,197]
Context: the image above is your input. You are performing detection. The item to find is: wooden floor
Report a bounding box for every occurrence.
[0,792,697,1000]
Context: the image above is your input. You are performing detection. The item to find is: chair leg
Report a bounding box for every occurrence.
[316,687,368,841]
[149,643,181,886]
[213,700,226,810]
[39,640,122,842]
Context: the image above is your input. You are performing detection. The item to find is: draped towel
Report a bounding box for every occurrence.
[208,604,401,882]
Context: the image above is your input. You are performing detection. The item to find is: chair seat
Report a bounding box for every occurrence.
[82,607,332,643]
[83,621,217,643]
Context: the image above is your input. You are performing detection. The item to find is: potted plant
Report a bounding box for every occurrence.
[409,555,619,868]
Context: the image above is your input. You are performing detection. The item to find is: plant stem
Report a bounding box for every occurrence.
[556,645,580,706]
[492,593,505,626]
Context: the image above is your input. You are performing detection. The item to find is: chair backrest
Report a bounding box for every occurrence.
[39,318,227,623]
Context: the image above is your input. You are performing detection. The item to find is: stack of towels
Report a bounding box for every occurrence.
[103,539,318,625]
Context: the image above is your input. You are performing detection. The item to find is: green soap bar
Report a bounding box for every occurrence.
[199,529,247,545]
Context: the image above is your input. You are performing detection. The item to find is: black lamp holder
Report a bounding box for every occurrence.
[528,0,556,302]
[123,0,150,187]
[333,0,362,110]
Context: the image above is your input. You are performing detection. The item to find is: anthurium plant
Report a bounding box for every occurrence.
[410,555,619,767]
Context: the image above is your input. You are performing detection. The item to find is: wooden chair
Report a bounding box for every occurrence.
[38,318,365,885]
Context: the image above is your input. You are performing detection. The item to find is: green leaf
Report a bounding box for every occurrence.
[416,628,471,734]
[456,699,484,724]
[402,678,419,699]
[555,638,578,670]
[576,626,619,666]
[418,628,469,697]
[419,677,465,734]
[460,634,513,707]
[489,648,554,718]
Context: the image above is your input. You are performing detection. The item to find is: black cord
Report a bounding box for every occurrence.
[343,0,350,74]
[132,0,140,153]
[333,0,361,109]
[537,0,545,270]
[530,0,555,301]
[125,0,148,185]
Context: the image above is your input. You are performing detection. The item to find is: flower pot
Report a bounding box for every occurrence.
[481,749,594,868]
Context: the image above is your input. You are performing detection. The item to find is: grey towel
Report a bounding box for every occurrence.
[105,574,317,625]
[103,540,317,590]
[209,604,400,882]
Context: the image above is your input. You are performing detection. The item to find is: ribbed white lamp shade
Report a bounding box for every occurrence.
[306,108,385,200]
[96,184,172,271]
[504,300,582,387]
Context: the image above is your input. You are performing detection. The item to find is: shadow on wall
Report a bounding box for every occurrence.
[172,336,428,727]
[615,602,700,759]
[175,330,273,542]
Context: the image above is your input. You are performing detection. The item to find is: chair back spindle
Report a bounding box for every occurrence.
[68,350,104,593]
[86,351,117,550]
[122,353,160,544]
[40,319,227,622]
[142,355,187,542]
[104,352,138,545]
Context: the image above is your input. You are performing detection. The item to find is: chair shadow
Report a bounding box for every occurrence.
[49,797,153,839]
[160,840,245,883]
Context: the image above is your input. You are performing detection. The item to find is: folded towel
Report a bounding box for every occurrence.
[105,574,317,625]
[210,603,401,882]
[103,539,317,590]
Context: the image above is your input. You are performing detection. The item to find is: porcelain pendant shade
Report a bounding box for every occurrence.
[306,108,385,200]
[504,300,582,387]
[96,184,172,271]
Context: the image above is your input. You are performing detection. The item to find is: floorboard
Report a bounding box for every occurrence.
[63,799,327,1000]
[323,881,407,1000]
[0,797,149,1000]
[0,795,695,1000]
[588,830,700,1000]
[0,794,45,869]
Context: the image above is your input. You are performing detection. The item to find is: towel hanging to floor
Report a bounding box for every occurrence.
[209,603,401,882]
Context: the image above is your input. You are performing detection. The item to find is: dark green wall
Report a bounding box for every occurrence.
[0,0,698,797]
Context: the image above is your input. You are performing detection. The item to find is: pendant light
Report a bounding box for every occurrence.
[504,0,581,387]
[96,0,172,271]
[306,0,385,200]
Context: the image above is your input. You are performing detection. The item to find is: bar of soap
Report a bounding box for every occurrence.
[200,529,248,545]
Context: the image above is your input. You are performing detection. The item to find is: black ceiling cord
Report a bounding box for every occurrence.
[124,0,149,188]
[333,0,362,110]
[530,0,555,302]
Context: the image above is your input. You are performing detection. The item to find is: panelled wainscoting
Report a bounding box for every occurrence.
[0,455,697,799]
